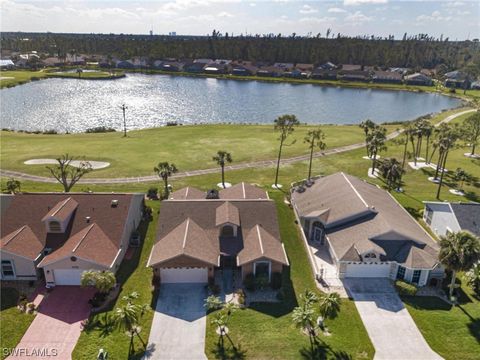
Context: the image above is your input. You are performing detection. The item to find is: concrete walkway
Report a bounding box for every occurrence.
[144,284,207,360]
[0,109,474,185]
[343,278,443,360]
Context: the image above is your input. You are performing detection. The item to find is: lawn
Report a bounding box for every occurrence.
[0,70,47,88]
[0,288,36,360]
[45,71,125,80]
[403,280,480,360]
[205,191,374,360]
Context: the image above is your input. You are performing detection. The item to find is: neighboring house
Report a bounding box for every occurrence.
[444,70,471,89]
[372,70,403,84]
[404,73,433,86]
[204,63,228,74]
[340,64,362,71]
[389,67,409,75]
[0,193,144,285]
[116,60,135,69]
[256,66,284,77]
[42,57,64,67]
[423,202,480,238]
[291,173,444,286]
[152,60,164,69]
[231,64,258,76]
[184,62,206,73]
[319,62,336,70]
[193,58,214,64]
[160,61,184,72]
[147,183,289,284]
[273,62,294,71]
[338,70,371,82]
[471,81,480,90]
[0,59,15,69]
[311,68,338,80]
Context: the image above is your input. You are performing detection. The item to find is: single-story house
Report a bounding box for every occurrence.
[42,57,64,67]
[184,62,206,73]
[310,68,338,80]
[471,81,480,90]
[404,73,433,86]
[147,183,289,284]
[256,66,284,77]
[423,202,480,237]
[372,70,403,84]
[0,59,15,69]
[273,62,294,71]
[1,193,144,285]
[319,62,336,70]
[291,173,444,286]
[204,63,228,74]
[339,64,362,71]
[444,70,471,89]
[161,61,184,72]
[193,58,214,64]
[116,60,135,69]
[231,64,258,76]
[338,70,371,82]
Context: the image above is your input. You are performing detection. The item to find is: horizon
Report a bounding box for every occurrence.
[1,0,479,41]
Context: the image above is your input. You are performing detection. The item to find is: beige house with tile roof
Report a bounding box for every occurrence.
[291,173,444,286]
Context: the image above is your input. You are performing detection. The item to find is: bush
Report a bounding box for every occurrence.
[395,280,418,296]
[208,283,220,295]
[243,273,255,291]
[42,129,58,135]
[271,272,282,290]
[85,126,116,133]
[255,275,269,290]
[146,187,159,200]
[449,88,456,93]
[235,288,246,305]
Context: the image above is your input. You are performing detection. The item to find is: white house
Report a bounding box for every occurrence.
[423,202,480,237]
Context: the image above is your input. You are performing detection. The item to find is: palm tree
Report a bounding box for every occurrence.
[462,111,480,156]
[453,168,471,192]
[379,158,405,191]
[317,292,341,329]
[304,128,326,182]
[438,231,480,299]
[435,125,460,199]
[366,126,387,176]
[359,119,377,157]
[273,114,300,188]
[213,150,232,188]
[292,301,316,339]
[80,270,116,294]
[5,178,21,194]
[154,162,178,199]
[114,303,142,354]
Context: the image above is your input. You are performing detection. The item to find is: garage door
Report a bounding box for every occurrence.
[53,269,84,285]
[160,268,208,283]
[345,263,391,278]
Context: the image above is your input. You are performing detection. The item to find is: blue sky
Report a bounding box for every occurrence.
[1,0,478,40]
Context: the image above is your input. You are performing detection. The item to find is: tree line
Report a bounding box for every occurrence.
[2,32,480,75]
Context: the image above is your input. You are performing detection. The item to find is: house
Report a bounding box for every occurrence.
[42,57,64,67]
[404,73,433,86]
[116,60,135,69]
[203,63,228,74]
[423,202,480,237]
[152,60,164,69]
[147,183,289,284]
[444,70,471,89]
[0,193,144,285]
[0,59,15,69]
[389,67,409,75]
[193,58,214,64]
[471,81,480,90]
[339,64,362,71]
[319,62,336,70]
[231,64,258,76]
[311,68,338,80]
[273,63,294,71]
[291,173,444,286]
[14,53,40,68]
[184,62,206,73]
[160,61,184,72]
[372,70,403,84]
[256,66,284,77]
[338,70,371,82]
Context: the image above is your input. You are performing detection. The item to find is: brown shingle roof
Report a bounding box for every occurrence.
[148,218,219,266]
[215,202,240,226]
[38,223,119,268]
[41,197,78,222]
[169,187,206,200]
[238,225,289,266]
[1,225,45,260]
[219,182,268,200]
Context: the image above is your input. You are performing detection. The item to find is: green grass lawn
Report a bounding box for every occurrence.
[0,70,47,88]
[0,288,36,360]
[45,71,125,80]
[205,191,374,360]
[403,280,480,360]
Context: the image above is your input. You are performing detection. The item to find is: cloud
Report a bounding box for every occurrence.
[328,7,347,13]
[299,16,336,24]
[416,11,452,22]
[345,11,373,24]
[249,2,256,6]
[217,11,234,18]
[442,1,465,8]
[344,0,387,5]
[299,5,318,14]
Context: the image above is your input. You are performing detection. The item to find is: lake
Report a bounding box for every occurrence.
[0,74,461,132]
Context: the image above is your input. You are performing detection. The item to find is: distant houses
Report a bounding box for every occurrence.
[404,73,434,86]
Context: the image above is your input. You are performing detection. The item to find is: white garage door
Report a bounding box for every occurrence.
[53,269,84,285]
[345,263,391,278]
[160,268,208,283]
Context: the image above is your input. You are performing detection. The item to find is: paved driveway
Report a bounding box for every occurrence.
[144,284,207,360]
[343,278,443,360]
[9,286,94,360]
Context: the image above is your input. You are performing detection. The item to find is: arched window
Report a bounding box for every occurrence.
[49,221,61,232]
[221,225,234,237]
[312,221,325,244]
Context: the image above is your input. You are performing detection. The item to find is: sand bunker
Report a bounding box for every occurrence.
[24,159,110,169]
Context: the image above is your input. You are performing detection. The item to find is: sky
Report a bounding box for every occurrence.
[1,0,479,40]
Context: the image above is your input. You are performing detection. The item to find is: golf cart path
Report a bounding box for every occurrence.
[1,109,474,185]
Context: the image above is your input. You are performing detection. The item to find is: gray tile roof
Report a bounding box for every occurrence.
[450,203,480,237]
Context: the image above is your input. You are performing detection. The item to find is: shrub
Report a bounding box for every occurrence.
[243,273,255,291]
[271,272,282,290]
[146,187,159,200]
[449,88,456,93]
[395,280,418,296]
[42,129,58,135]
[208,283,220,295]
[26,302,36,314]
[235,289,246,305]
[85,126,116,133]
[255,275,269,290]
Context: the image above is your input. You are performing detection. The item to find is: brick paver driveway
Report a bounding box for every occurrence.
[8,286,94,360]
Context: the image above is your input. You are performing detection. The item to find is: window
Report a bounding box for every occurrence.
[396,265,406,280]
[1,260,15,278]
[220,225,234,237]
[254,261,270,280]
[425,209,433,225]
[412,270,421,284]
[364,253,376,259]
[49,220,61,232]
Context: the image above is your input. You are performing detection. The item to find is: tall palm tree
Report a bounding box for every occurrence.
[366,126,387,175]
[292,301,316,339]
[379,158,405,191]
[304,128,326,182]
[453,168,471,191]
[439,231,480,299]
[213,150,233,188]
[462,111,480,156]
[435,124,460,199]
[317,292,341,327]
[154,162,178,199]
[273,114,300,188]
[359,119,377,157]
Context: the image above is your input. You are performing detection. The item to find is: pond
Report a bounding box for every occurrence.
[0,73,461,132]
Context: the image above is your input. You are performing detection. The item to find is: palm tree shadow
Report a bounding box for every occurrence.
[300,337,352,360]
[212,335,247,360]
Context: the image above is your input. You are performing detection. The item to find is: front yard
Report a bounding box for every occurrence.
[403,281,480,360]
[205,192,374,359]
[0,288,36,360]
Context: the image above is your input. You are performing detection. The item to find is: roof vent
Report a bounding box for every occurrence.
[85,216,91,223]
[111,200,119,207]
[206,189,219,199]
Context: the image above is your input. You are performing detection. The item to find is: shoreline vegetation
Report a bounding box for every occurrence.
[1,68,478,101]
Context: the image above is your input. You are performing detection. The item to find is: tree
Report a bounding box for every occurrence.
[46,154,92,192]
[359,119,377,157]
[400,122,415,169]
[81,270,116,294]
[366,126,387,175]
[273,114,299,187]
[453,168,471,191]
[304,128,326,182]
[435,124,460,199]
[205,297,238,351]
[4,178,21,194]
[120,104,128,137]
[154,162,178,199]
[439,231,480,299]
[76,68,83,78]
[462,111,480,156]
[317,292,341,329]
[379,158,405,190]
[213,150,233,189]
[465,263,480,296]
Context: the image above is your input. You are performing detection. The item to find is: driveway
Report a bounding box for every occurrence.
[144,284,207,360]
[343,278,443,360]
[9,286,94,360]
